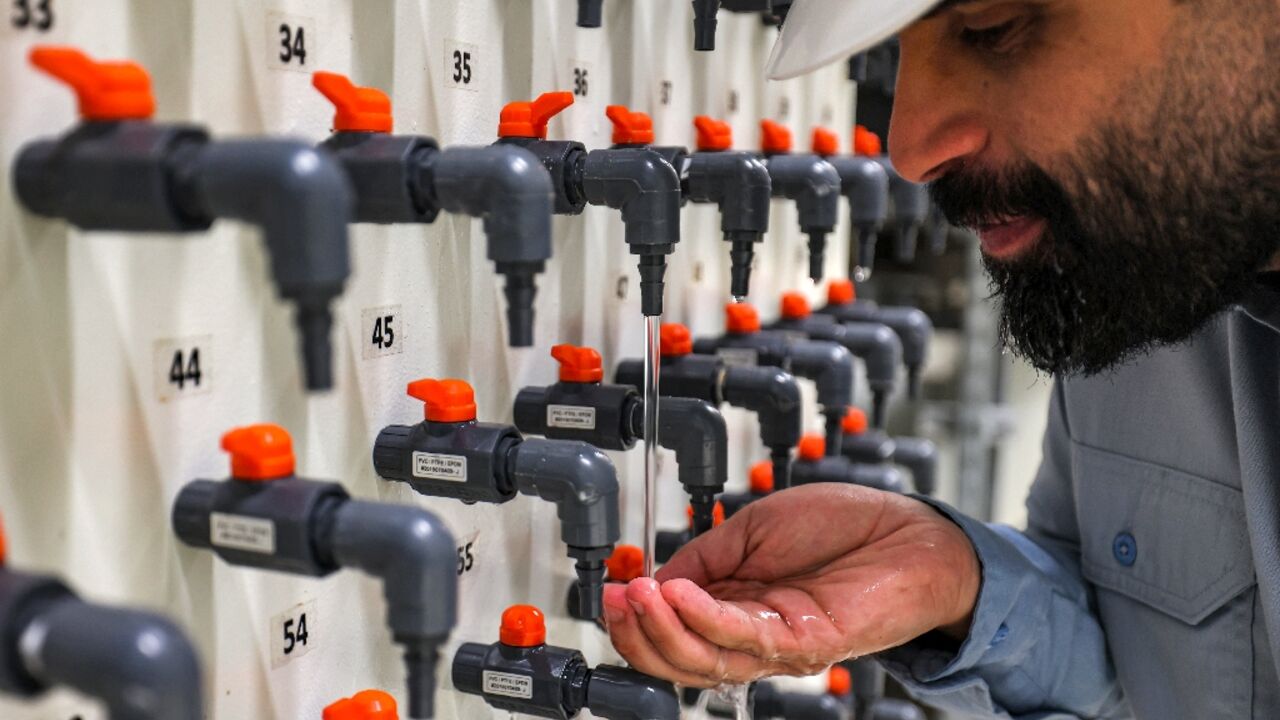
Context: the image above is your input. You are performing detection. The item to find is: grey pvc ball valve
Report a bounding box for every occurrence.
[767,291,902,428]
[514,344,729,535]
[14,47,350,391]
[609,108,772,301]
[792,434,905,493]
[818,280,934,399]
[372,378,620,620]
[811,126,891,282]
[453,605,679,719]
[171,423,457,719]
[614,323,802,488]
[495,93,681,317]
[312,71,555,348]
[0,543,203,720]
[759,119,842,282]
[691,302,855,458]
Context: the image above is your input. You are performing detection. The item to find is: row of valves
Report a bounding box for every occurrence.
[6,44,941,720]
[14,46,941,394]
[0,293,936,719]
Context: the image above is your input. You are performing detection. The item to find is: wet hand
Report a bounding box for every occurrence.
[602,483,980,687]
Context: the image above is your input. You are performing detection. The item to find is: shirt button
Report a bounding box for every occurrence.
[1113,532,1137,567]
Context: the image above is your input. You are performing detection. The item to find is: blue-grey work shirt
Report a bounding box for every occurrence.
[879,279,1280,719]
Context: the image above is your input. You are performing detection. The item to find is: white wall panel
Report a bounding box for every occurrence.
[0,1,863,716]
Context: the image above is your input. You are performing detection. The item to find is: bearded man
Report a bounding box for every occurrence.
[601,1,1280,717]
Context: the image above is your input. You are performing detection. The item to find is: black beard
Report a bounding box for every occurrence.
[927,11,1280,376]
[931,154,1278,375]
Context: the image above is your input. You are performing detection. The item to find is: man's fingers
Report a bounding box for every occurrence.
[602,584,722,688]
[624,578,770,684]
[658,578,783,658]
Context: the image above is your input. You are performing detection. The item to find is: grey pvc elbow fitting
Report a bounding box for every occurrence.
[580,148,682,317]
[841,321,901,427]
[876,158,929,263]
[326,500,458,719]
[877,306,932,398]
[0,569,203,720]
[893,436,938,496]
[175,139,353,390]
[578,0,604,26]
[826,155,889,280]
[587,665,681,720]
[651,396,728,535]
[510,437,620,619]
[692,0,721,50]
[785,340,855,455]
[720,365,803,488]
[684,151,772,299]
[766,154,841,280]
[21,599,203,720]
[869,698,928,720]
[427,144,554,346]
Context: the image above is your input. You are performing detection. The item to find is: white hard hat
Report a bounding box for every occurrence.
[765,0,940,80]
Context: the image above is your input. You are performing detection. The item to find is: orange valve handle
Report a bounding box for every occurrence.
[693,115,732,151]
[29,46,155,121]
[497,91,575,139]
[811,126,840,157]
[798,433,826,461]
[406,378,477,423]
[221,423,296,481]
[725,302,761,333]
[660,323,693,357]
[749,459,774,494]
[780,291,812,320]
[605,105,655,145]
[760,119,793,154]
[500,604,547,647]
[827,278,857,305]
[842,407,869,435]
[551,344,605,383]
[312,71,393,133]
[854,125,883,156]
[324,690,399,720]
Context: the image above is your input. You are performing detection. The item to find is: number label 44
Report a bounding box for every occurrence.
[154,336,212,402]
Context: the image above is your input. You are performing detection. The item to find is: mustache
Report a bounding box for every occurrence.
[927,161,1074,231]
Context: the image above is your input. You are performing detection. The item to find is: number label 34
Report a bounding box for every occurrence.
[267,12,314,71]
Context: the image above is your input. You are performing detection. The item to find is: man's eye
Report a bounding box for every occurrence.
[961,20,1016,49]
[958,14,1033,53]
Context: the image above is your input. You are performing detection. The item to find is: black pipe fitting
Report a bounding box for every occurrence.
[453,605,679,719]
[0,569,203,720]
[692,305,854,457]
[827,157,890,282]
[314,72,555,347]
[578,0,604,27]
[843,429,937,496]
[608,106,772,301]
[615,325,802,488]
[374,378,620,619]
[497,93,682,317]
[766,294,901,428]
[515,346,728,535]
[760,120,841,281]
[877,158,929,263]
[692,0,721,50]
[820,293,933,399]
[792,436,904,493]
[684,150,773,298]
[173,423,456,719]
[15,48,351,391]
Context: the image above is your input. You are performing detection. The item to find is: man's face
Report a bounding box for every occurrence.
[890,0,1280,375]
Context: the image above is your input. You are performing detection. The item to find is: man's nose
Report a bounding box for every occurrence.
[887,37,990,183]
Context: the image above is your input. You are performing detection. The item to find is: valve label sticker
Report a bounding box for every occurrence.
[716,347,759,367]
[413,452,467,482]
[483,670,534,699]
[211,513,276,554]
[547,404,597,430]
